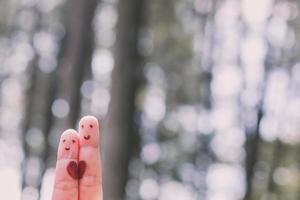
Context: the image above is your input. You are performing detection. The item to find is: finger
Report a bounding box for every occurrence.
[78,116,103,200]
[52,129,80,200]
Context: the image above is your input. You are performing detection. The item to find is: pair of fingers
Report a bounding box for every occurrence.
[52,116,103,200]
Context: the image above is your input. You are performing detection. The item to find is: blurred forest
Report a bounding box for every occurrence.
[0,0,299,199]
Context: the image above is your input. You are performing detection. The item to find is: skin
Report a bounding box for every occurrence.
[78,116,103,200]
[52,116,103,200]
[52,129,80,200]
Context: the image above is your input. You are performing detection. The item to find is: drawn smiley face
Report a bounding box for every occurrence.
[79,116,99,147]
[62,137,76,151]
[81,123,94,140]
[58,129,79,160]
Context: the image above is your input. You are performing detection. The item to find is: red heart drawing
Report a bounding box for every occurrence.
[78,161,86,179]
[67,161,86,180]
[67,161,78,180]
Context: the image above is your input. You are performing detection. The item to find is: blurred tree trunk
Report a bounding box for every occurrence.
[52,0,98,130]
[22,49,58,199]
[244,107,263,200]
[21,5,57,199]
[103,0,145,199]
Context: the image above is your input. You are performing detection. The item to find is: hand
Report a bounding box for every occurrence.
[52,116,103,200]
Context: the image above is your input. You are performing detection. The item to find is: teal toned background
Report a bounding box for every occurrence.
[0,0,299,199]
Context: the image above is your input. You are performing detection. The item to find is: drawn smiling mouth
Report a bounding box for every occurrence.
[65,147,70,151]
[84,135,90,140]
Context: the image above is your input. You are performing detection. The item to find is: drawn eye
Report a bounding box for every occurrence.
[63,139,66,143]
[72,139,76,143]
[81,124,84,128]
[89,124,93,128]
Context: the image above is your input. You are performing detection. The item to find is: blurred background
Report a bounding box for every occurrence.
[0,0,299,199]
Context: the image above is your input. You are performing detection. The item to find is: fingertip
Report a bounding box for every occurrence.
[58,129,80,160]
[79,115,99,128]
[60,129,79,143]
[61,129,79,137]
[78,116,100,148]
